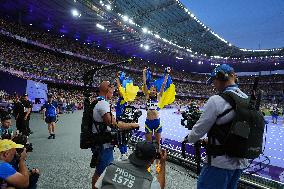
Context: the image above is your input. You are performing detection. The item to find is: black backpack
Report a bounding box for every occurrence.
[207,91,265,159]
[80,98,101,149]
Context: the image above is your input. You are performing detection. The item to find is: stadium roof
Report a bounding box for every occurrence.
[0,0,283,73]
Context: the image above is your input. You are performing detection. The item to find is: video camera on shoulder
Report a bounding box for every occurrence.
[181,103,202,130]
[120,105,142,124]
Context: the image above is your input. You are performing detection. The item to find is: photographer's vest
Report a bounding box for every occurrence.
[207,90,265,162]
[101,160,153,189]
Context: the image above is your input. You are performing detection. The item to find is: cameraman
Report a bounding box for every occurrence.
[95,141,166,189]
[0,139,29,189]
[91,81,139,189]
[183,64,248,189]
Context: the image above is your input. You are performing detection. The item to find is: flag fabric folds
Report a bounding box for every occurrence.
[146,69,176,109]
[118,72,139,102]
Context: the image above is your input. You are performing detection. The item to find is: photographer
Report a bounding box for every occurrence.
[42,94,59,139]
[0,139,29,189]
[95,141,166,189]
[0,113,39,189]
[91,81,139,189]
[15,94,32,136]
[183,64,249,189]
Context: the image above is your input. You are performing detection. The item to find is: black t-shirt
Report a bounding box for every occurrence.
[17,100,32,119]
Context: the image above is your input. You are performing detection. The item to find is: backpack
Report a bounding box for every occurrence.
[207,91,265,159]
[80,97,115,149]
[80,98,101,149]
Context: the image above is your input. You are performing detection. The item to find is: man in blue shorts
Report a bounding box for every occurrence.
[0,139,29,188]
[42,94,59,139]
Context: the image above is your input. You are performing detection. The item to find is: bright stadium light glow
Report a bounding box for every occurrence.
[123,15,129,22]
[106,5,111,10]
[140,44,143,48]
[122,36,125,40]
[29,23,32,26]
[96,23,105,30]
[142,27,148,33]
[71,9,81,17]
[176,57,183,60]
[144,45,149,50]
[128,19,134,25]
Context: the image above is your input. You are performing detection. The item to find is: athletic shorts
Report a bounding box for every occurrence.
[45,116,56,124]
[145,118,162,134]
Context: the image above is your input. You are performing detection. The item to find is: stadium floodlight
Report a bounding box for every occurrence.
[71,9,81,17]
[144,45,149,50]
[106,5,111,10]
[47,29,50,32]
[123,15,129,22]
[128,19,134,25]
[29,23,32,26]
[142,27,148,33]
[122,36,125,40]
[96,23,105,30]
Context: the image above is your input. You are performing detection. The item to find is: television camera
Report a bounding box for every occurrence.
[80,60,138,149]
[181,103,202,130]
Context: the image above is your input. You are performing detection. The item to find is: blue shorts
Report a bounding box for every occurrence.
[145,118,162,134]
[91,146,114,176]
[197,164,243,189]
[45,116,56,124]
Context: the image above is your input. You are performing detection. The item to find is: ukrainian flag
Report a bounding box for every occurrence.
[155,74,176,109]
[118,72,139,102]
[145,69,176,109]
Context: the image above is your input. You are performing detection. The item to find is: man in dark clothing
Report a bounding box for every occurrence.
[15,94,32,136]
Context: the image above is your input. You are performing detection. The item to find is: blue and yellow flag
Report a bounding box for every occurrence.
[146,68,176,109]
[118,72,139,102]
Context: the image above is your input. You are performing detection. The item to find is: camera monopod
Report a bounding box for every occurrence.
[181,140,202,175]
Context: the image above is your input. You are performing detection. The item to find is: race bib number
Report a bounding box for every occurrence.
[112,168,136,188]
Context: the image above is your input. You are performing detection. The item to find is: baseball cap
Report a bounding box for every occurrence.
[207,64,235,85]
[0,139,24,152]
[129,141,157,167]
